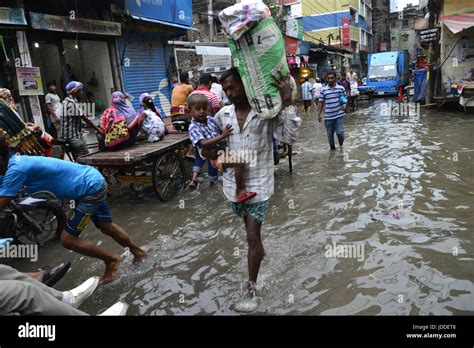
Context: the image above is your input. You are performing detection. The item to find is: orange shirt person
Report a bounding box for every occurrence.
[170,72,193,121]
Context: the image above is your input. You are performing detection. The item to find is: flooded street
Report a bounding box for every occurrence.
[10,99,474,315]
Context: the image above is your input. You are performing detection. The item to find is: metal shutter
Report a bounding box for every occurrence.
[117,32,172,116]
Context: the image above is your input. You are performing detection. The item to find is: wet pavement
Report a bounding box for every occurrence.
[8,99,474,315]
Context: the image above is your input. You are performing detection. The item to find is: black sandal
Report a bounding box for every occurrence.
[41,262,71,287]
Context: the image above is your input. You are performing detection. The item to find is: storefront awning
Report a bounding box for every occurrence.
[130,15,197,31]
[440,11,474,34]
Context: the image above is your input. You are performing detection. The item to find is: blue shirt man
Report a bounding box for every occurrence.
[0,149,147,285]
[0,155,104,199]
[318,71,347,150]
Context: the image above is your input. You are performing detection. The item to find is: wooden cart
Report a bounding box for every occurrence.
[77,133,190,201]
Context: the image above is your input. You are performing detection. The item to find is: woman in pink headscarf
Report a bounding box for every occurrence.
[99,91,141,150]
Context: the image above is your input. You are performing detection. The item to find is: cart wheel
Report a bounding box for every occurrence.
[288,144,293,173]
[152,151,186,201]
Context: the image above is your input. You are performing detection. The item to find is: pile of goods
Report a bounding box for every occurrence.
[0,102,44,155]
[219,0,290,119]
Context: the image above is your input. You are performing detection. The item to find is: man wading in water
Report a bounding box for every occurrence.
[215,68,300,312]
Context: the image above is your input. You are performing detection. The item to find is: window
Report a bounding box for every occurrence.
[360,29,367,45]
[360,0,366,17]
[350,8,357,22]
[391,21,397,28]
[402,19,409,28]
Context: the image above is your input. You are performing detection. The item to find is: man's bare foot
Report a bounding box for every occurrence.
[131,248,148,263]
[100,256,121,285]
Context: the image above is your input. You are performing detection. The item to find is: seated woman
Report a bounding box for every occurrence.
[140,96,166,142]
[99,91,141,150]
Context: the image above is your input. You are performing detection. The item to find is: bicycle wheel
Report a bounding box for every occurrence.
[16,202,66,246]
[152,151,186,201]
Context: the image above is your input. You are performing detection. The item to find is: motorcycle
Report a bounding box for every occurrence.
[0,193,66,246]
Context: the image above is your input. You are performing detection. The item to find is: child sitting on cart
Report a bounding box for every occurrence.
[187,94,256,203]
[140,96,166,143]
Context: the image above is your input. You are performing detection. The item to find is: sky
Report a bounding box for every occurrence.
[390,0,419,12]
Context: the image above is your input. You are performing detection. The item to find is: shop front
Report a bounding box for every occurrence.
[27,11,122,116]
[0,6,32,121]
[119,0,194,116]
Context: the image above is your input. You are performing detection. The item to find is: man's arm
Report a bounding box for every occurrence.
[45,103,59,121]
[82,115,103,134]
[318,89,325,122]
[318,101,325,122]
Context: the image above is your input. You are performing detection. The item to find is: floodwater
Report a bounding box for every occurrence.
[9,99,474,315]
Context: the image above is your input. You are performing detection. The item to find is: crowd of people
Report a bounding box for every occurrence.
[0,64,356,314]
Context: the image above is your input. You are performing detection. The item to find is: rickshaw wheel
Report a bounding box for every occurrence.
[152,151,186,201]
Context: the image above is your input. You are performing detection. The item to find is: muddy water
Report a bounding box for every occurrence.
[10,99,474,315]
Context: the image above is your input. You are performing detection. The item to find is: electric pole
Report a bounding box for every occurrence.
[208,0,214,42]
[426,0,434,104]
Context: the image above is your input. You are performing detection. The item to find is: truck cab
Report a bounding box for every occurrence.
[367,51,409,95]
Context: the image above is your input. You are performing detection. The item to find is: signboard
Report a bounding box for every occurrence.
[201,55,232,72]
[342,17,350,45]
[195,46,231,56]
[16,67,44,96]
[414,17,429,30]
[419,28,438,43]
[300,40,311,55]
[0,7,27,25]
[125,0,192,27]
[286,17,303,40]
[29,12,121,36]
[285,36,300,55]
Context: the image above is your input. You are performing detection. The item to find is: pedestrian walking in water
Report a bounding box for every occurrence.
[300,77,313,113]
[215,67,300,312]
[318,71,347,150]
[0,138,148,284]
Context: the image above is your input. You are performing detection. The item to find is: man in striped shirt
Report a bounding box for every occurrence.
[60,81,102,157]
[189,73,222,116]
[318,71,347,150]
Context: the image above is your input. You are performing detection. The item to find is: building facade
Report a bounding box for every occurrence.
[301,0,373,77]
[389,3,424,62]
[0,0,194,124]
[438,0,474,93]
[372,0,390,52]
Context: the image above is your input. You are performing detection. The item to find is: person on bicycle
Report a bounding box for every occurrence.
[0,136,148,284]
[60,81,102,157]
